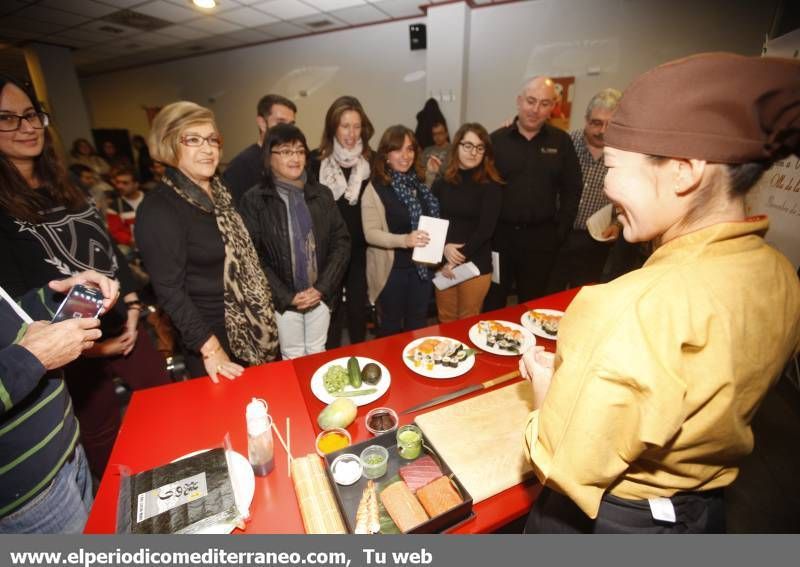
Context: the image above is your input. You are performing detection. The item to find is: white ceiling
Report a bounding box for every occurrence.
[0,0,509,76]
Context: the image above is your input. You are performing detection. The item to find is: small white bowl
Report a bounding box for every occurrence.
[330,453,362,486]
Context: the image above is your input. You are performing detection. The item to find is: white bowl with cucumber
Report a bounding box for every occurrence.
[310,356,391,407]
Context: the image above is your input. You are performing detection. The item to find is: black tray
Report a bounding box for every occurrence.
[323,429,474,534]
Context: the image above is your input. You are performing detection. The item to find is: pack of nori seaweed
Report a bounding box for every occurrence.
[119,447,240,534]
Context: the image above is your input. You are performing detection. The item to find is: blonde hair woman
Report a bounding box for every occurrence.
[136,101,278,381]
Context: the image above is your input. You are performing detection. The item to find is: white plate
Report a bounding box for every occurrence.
[468,320,535,356]
[401,336,476,379]
[521,308,565,340]
[310,356,391,407]
[172,449,255,534]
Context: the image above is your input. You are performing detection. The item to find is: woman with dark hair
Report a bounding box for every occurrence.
[241,123,350,359]
[0,75,169,478]
[432,123,502,322]
[520,53,800,533]
[309,96,374,347]
[362,125,440,337]
[136,101,279,380]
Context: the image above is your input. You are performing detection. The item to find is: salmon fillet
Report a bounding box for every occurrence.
[379,481,428,532]
[416,476,462,518]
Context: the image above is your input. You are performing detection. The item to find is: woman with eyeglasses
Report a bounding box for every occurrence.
[240,123,350,359]
[309,96,374,348]
[136,101,279,379]
[432,123,503,322]
[0,75,169,480]
[362,125,440,337]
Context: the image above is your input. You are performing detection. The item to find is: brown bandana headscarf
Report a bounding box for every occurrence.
[162,167,279,365]
[605,52,800,164]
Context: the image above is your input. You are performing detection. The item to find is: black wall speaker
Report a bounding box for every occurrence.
[410,23,427,50]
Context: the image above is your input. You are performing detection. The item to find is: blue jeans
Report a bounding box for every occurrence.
[0,445,93,534]
[377,267,433,337]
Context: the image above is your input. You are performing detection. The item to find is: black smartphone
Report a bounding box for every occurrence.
[51,284,105,323]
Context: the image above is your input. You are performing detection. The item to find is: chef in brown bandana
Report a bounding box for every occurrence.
[520,52,800,533]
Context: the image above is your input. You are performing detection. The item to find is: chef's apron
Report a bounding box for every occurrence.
[525,487,725,534]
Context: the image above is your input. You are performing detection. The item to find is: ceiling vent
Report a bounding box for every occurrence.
[305,19,334,29]
[101,9,172,31]
[97,25,126,35]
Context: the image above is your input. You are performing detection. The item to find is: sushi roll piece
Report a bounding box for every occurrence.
[455,350,468,363]
[425,353,434,371]
[442,355,453,368]
[413,350,423,367]
[486,334,497,346]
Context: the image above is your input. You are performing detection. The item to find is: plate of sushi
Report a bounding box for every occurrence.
[468,320,535,356]
[521,308,564,340]
[402,336,476,379]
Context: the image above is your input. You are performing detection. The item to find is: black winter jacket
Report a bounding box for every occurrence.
[240,180,351,313]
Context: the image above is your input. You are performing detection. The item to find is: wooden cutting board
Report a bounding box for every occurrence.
[415,381,536,504]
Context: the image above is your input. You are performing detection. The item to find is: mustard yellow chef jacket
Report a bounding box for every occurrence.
[525,217,800,518]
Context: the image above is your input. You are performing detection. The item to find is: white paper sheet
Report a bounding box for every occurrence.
[433,262,481,290]
[491,251,501,284]
[587,203,615,242]
[412,216,449,265]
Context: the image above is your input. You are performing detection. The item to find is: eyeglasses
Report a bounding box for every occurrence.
[271,148,307,159]
[588,119,610,129]
[459,142,486,154]
[179,134,222,148]
[0,111,49,132]
[523,97,555,110]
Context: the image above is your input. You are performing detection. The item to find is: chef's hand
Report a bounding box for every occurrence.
[19,318,102,370]
[405,230,430,248]
[444,243,465,266]
[519,346,555,410]
[48,270,120,313]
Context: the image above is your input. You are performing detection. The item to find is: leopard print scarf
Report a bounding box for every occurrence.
[162,167,278,365]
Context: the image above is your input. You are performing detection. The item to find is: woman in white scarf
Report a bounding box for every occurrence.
[310,96,375,348]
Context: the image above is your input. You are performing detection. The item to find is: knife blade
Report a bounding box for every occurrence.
[400,370,521,415]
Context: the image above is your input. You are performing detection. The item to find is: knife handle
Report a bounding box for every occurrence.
[481,370,521,389]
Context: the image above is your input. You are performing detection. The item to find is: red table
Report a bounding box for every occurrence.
[85,288,580,534]
[85,360,316,534]
[293,288,578,533]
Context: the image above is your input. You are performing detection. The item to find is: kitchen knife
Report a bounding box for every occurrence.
[400,370,521,414]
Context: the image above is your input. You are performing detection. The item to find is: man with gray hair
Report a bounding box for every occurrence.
[484,76,582,310]
[546,88,623,292]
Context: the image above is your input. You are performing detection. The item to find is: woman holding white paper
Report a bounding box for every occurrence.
[362,125,440,336]
[432,123,503,322]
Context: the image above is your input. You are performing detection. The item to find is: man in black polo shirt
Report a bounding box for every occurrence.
[484,76,582,310]
[223,94,297,207]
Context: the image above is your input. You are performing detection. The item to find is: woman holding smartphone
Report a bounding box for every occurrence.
[0,74,168,478]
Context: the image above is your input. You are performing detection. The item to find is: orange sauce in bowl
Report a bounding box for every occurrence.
[316,430,350,455]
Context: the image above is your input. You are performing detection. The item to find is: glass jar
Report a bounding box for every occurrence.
[396,424,423,460]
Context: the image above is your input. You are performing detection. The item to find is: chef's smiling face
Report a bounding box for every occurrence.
[176,122,219,185]
[0,83,46,165]
[387,135,415,174]
[603,146,685,243]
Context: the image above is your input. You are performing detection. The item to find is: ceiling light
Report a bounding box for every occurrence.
[193,0,216,9]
